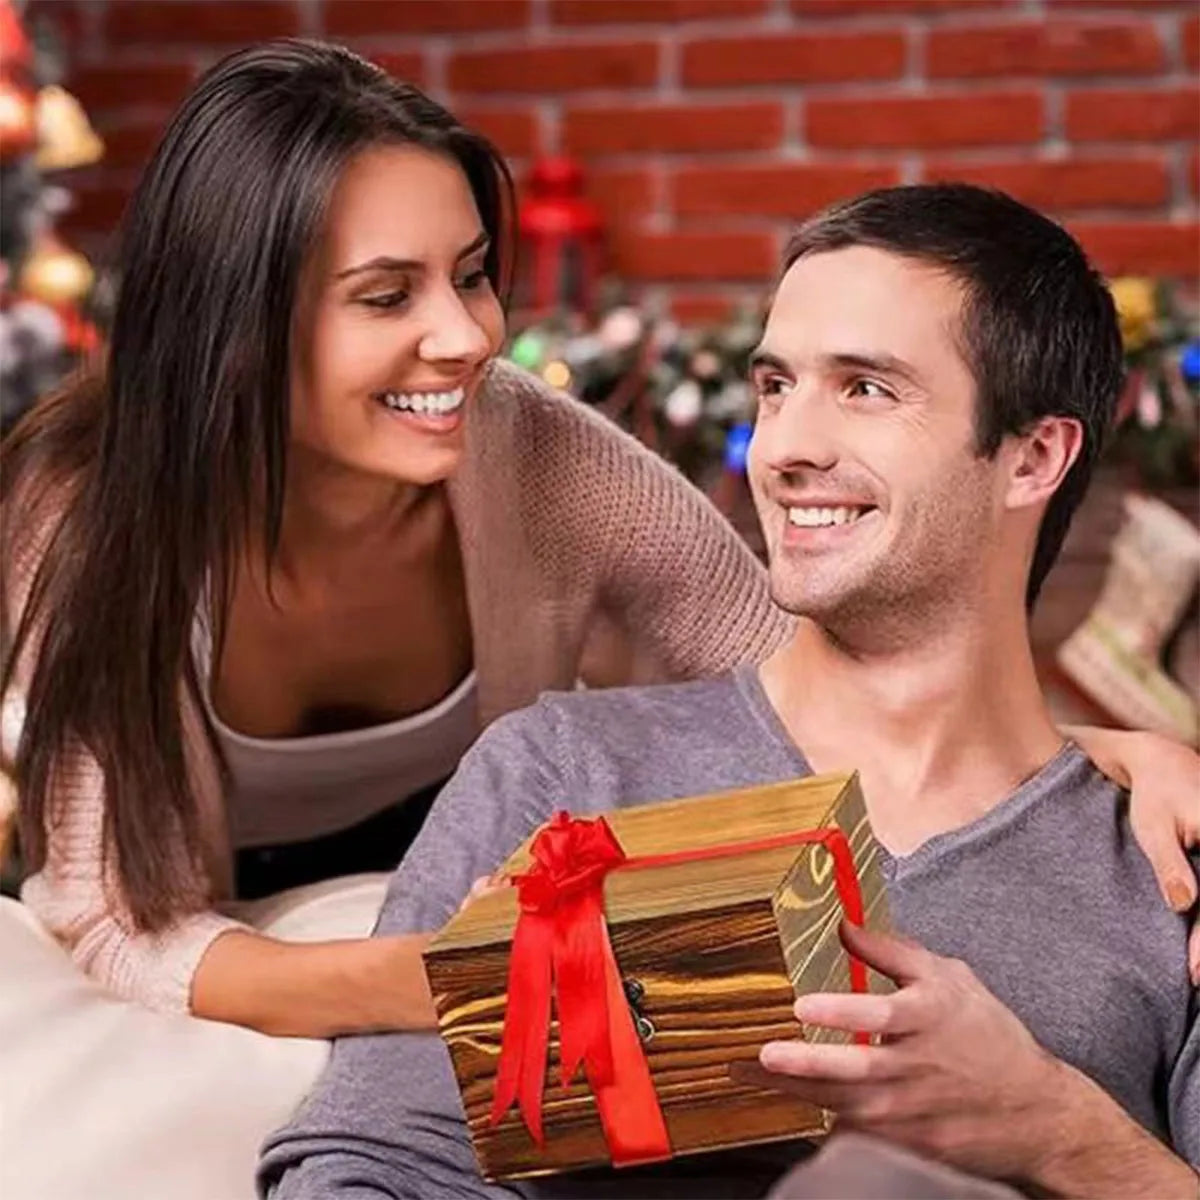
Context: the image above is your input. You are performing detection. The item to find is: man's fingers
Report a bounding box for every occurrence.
[839,919,935,985]
[795,990,924,1038]
[1129,803,1199,914]
[758,1037,904,1083]
[729,1060,860,1112]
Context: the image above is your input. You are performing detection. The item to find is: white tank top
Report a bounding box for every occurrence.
[203,665,479,850]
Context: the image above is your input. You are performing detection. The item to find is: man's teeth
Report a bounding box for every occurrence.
[380,388,465,415]
[787,505,869,528]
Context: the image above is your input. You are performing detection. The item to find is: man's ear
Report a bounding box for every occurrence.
[1004,416,1084,513]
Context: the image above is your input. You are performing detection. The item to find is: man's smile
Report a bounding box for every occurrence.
[786,504,876,529]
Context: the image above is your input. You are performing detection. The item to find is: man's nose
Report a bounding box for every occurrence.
[757,382,840,473]
[416,285,492,366]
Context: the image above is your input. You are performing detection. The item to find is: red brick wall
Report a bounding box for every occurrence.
[36,0,1200,322]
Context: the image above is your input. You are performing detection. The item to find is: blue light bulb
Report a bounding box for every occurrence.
[724,422,754,474]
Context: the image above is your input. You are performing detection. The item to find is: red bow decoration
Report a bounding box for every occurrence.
[488,812,670,1164]
[489,812,870,1167]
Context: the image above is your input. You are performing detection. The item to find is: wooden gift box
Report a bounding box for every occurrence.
[422,771,889,1182]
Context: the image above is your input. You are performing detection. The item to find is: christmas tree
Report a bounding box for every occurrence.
[0,0,103,433]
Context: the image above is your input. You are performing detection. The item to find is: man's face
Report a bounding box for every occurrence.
[748,246,1003,630]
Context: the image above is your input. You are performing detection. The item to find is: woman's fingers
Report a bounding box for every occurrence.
[1128,790,1199,913]
[457,872,511,914]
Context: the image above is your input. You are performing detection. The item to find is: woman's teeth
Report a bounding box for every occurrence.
[379,388,465,415]
[787,505,870,528]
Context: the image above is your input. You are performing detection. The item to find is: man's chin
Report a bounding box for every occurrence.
[768,582,854,622]
[766,558,871,618]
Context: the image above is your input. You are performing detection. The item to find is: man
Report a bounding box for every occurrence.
[260,185,1198,1198]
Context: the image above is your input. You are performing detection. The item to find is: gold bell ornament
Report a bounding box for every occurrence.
[35,84,103,171]
[18,233,95,307]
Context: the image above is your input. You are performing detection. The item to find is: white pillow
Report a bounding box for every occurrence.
[0,874,389,1200]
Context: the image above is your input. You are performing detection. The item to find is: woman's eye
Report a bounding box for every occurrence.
[455,269,489,292]
[360,290,409,310]
[848,378,893,401]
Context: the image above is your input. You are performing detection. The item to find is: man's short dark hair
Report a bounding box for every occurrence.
[784,183,1125,607]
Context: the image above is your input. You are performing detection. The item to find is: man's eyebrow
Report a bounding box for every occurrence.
[825,351,924,387]
[335,232,490,281]
[747,349,792,375]
[748,348,926,388]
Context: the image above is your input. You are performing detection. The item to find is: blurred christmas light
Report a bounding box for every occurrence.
[18,234,94,305]
[509,329,545,371]
[723,422,754,474]
[1181,340,1200,388]
[541,360,571,390]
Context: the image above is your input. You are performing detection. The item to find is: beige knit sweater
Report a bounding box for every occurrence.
[6,360,791,1013]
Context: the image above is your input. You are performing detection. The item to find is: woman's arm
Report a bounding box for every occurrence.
[14,732,246,1015]
[4,494,248,1015]
[23,763,440,1034]
[1067,724,1200,982]
[529,380,793,684]
[600,459,794,679]
[191,929,436,1037]
[16,726,440,1033]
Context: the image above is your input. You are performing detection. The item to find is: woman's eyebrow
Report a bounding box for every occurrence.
[335,232,490,281]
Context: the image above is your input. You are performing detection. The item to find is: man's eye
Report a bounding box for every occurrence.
[755,375,789,400]
[848,378,893,401]
[361,290,409,310]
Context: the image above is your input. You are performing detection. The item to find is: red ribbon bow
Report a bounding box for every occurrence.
[488,812,669,1163]
[489,812,869,1167]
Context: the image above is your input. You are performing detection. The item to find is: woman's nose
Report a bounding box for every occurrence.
[416,287,492,366]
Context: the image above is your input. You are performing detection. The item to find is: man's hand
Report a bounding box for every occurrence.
[751,921,1199,1196]
[752,920,1058,1182]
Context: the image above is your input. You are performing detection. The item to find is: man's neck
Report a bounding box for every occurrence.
[759,605,1064,855]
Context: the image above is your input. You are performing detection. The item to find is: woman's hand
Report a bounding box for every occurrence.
[1066,725,1200,982]
[458,873,511,913]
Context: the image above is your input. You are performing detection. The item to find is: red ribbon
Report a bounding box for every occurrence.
[489,812,870,1166]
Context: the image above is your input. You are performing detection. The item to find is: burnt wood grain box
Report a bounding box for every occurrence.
[422,772,889,1182]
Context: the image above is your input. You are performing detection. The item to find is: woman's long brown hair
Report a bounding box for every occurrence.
[1,40,515,931]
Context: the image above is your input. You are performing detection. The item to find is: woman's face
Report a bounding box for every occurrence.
[290,143,505,486]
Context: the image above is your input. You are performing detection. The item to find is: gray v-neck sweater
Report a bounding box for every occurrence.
[261,669,1198,1197]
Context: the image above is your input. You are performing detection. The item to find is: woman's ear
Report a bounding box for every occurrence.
[1004,415,1084,513]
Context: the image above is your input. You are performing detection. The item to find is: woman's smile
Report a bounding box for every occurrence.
[373,385,467,436]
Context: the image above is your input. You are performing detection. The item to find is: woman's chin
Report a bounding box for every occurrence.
[372,444,465,488]
[289,430,466,489]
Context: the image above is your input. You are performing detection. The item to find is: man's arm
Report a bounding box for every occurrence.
[259,1034,526,1200]
[259,703,569,1200]
[1031,1057,1198,1198]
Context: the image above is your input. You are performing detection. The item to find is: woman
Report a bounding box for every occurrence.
[2,41,1196,1043]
